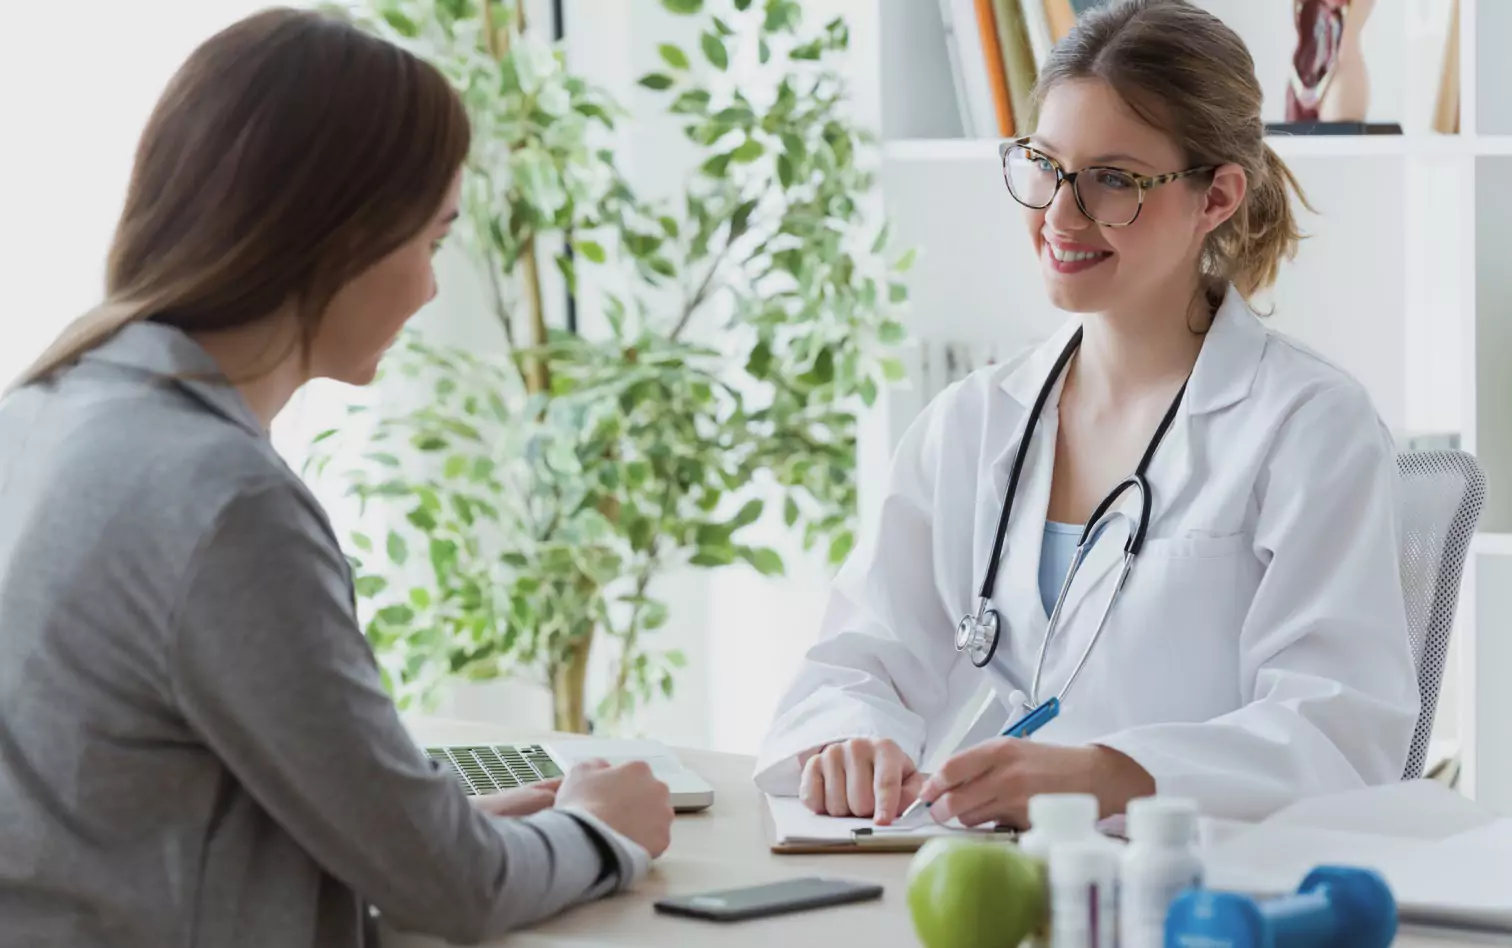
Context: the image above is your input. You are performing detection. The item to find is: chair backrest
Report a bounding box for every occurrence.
[1394,449,1487,780]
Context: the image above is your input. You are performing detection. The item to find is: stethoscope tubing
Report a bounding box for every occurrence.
[957,329,1190,709]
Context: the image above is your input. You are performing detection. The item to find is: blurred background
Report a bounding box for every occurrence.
[2,0,1507,813]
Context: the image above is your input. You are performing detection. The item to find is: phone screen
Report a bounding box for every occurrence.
[654,877,883,922]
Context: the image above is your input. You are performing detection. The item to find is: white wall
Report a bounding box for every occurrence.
[0,1,272,387]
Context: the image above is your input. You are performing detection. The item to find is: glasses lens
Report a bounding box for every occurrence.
[1075,169,1141,226]
[1004,145,1058,208]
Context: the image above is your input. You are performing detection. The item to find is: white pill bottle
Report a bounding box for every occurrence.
[1048,841,1118,948]
[1019,794,1120,948]
[1117,796,1204,948]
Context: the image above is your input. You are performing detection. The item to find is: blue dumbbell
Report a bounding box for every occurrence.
[1165,866,1396,948]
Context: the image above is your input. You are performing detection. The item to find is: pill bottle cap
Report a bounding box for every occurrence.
[1126,796,1199,847]
[1027,793,1099,838]
[1049,841,1118,888]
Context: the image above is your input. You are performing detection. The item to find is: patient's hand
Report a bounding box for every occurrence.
[470,779,562,817]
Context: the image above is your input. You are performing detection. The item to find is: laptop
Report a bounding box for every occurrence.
[426,738,715,812]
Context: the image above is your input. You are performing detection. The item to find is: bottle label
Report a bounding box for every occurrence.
[1052,881,1115,948]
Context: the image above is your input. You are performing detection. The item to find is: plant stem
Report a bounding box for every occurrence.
[550,634,592,733]
[671,231,737,341]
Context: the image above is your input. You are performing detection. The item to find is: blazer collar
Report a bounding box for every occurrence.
[999,284,1266,416]
[81,321,266,437]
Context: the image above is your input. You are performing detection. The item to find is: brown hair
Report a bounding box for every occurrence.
[1033,0,1310,298]
[15,7,470,388]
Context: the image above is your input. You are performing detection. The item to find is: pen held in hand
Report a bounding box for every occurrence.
[892,697,1061,825]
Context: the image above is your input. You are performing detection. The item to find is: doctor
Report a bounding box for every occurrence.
[754,0,1420,828]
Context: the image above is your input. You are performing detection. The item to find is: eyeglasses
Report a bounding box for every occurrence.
[999,138,1216,227]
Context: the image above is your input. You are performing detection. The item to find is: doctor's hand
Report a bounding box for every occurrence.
[798,738,925,824]
[919,740,1155,829]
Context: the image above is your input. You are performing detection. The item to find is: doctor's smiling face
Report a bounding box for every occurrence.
[1016,77,1248,316]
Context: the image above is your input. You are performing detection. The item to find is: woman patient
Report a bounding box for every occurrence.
[0,9,672,948]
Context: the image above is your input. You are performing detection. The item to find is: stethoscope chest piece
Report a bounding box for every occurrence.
[955,602,1000,669]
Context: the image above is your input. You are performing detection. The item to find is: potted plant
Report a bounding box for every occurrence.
[308,0,912,734]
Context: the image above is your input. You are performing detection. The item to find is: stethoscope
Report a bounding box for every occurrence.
[953,326,1188,735]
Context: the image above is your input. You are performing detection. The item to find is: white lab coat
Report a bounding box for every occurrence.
[754,287,1421,821]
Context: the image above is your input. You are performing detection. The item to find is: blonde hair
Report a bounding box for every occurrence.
[14,7,470,390]
[1033,0,1312,297]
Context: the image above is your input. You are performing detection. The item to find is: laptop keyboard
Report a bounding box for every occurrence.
[426,744,563,796]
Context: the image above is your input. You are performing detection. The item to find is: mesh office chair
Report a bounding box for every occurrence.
[1394,450,1487,780]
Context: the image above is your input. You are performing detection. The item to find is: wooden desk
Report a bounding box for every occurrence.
[384,718,1486,948]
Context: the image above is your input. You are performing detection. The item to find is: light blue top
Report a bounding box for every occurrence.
[1039,522,1084,617]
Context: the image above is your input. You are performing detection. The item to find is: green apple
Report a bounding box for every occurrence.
[907,837,1047,948]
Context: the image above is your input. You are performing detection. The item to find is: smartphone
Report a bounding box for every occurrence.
[653,877,884,922]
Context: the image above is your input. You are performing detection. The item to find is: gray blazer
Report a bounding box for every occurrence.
[0,323,641,948]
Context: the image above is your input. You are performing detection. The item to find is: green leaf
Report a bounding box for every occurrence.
[352,532,373,553]
[828,529,855,564]
[894,247,918,272]
[881,357,908,381]
[783,497,800,527]
[713,15,735,35]
[648,256,677,279]
[731,139,765,163]
[701,153,732,178]
[691,546,737,567]
[670,89,711,114]
[387,531,409,566]
[878,320,906,344]
[700,32,728,70]
[661,0,703,12]
[666,649,688,668]
[658,43,690,70]
[742,547,785,576]
[889,282,909,304]
[764,0,799,32]
[859,376,878,406]
[413,434,447,452]
[407,507,438,532]
[790,39,823,61]
[736,0,753,10]
[575,240,606,263]
[409,587,432,609]
[871,222,891,255]
[312,428,337,444]
[381,9,419,36]
[730,199,759,239]
[638,72,675,91]
[377,604,415,626]
[758,38,771,63]
[354,575,388,598]
[661,674,675,699]
[731,499,764,528]
[444,455,468,479]
[659,215,680,238]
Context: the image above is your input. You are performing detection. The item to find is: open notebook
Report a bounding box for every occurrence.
[765,795,1016,853]
[1200,781,1512,936]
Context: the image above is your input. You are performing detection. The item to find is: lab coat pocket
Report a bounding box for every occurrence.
[1138,532,1249,560]
[1097,531,1257,722]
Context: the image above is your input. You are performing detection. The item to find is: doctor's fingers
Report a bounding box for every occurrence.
[922,741,1011,802]
[798,754,828,814]
[819,744,855,815]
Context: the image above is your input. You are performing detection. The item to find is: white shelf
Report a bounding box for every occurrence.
[1472,533,1512,557]
[882,134,1484,165]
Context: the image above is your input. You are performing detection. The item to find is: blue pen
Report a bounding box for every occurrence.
[891,697,1061,825]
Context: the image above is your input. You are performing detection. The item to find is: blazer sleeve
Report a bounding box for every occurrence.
[168,481,646,944]
[1095,384,1421,820]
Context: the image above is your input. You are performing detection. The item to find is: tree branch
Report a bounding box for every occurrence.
[671,229,738,341]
